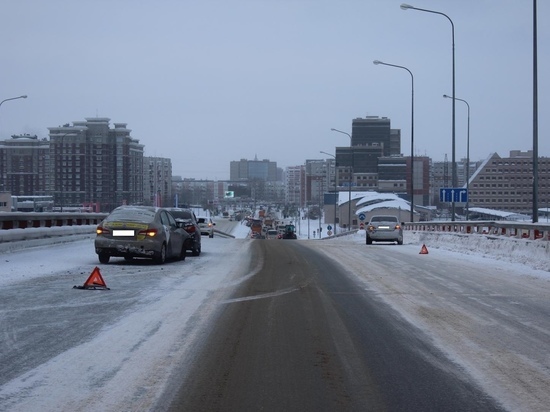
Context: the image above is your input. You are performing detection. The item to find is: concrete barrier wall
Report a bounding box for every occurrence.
[405,220,550,241]
[0,212,107,230]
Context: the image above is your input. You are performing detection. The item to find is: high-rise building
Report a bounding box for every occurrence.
[144,157,172,207]
[49,118,144,212]
[285,165,305,206]
[377,156,407,194]
[334,116,402,191]
[408,155,431,207]
[351,116,400,157]
[305,159,330,204]
[229,157,278,181]
[0,134,50,196]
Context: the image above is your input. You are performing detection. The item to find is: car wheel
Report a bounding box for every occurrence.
[366,236,373,245]
[154,243,167,264]
[397,239,403,245]
[209,233,214,238]
[98,252,110,264]
[192,243,201,256]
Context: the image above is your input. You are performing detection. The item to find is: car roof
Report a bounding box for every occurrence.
[106,206,158,222]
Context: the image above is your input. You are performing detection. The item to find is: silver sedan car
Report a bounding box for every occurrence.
[366,215,403,245]
[95,206,189,264]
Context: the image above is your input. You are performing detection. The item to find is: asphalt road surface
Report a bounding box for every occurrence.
[162,239,504,412]
[3,227,548,411]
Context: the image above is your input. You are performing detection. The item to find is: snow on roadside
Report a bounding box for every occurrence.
[323,229,550,278]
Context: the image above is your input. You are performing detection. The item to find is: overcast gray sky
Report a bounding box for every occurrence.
[1,0,548,180]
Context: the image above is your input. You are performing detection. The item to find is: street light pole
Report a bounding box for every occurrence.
[331,128,353,230]
[443,94,470,219]
[373,60,415,222]
[401,3,456,221]
[0,95,28,134]
[532,0,539,223]
[320,150,337,235]
[0,95,27,109]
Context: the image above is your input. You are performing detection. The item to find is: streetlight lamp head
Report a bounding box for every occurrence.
[21,95,28,99]
[400,3,414,10]
[373,60,382,65]
[443,94,451,99]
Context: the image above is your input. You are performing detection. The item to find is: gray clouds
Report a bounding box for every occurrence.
[1,0,548,179]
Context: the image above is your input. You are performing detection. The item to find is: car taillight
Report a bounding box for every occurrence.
[96,226,110,235]
[185,224,196,233]
[138,228,158,237]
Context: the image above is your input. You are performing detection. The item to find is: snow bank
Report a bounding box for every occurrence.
[327,229,550,273]
[0,226,96,253]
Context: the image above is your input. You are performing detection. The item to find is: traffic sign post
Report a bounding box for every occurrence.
[439,188,468,203]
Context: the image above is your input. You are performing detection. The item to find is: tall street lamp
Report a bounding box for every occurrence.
[373,59,415,222]
[330,128,353,230]
[320,150,338,235]
[532,0,539,223]
[0,95,28,108]
[443,94,470,220]
[0,95,28,133]
[401,3,456,221]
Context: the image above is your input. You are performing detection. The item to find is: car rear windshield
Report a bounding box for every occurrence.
[105,208,156,223]
[169,210,192,219]
[370,216,398,223]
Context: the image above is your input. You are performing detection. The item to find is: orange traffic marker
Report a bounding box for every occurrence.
[419,244,429,255]
[73,266,110,290]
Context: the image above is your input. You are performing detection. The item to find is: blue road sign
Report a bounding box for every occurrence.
[440,188,468,203]
[358,213,366,221]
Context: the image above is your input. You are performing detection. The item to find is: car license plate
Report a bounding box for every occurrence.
[113,230,135,237]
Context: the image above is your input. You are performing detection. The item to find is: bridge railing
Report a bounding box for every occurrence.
[404,220,550,241]
[0,212,108,230]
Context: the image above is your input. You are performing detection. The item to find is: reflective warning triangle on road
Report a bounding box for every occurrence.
[419,244,429,254]
[74,266,110,290]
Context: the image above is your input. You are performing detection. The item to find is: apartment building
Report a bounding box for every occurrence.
[0,134,50,196]
[285,165,305,206]
[144,157,172,207]
[469,151,550,215]
[49,118,144,212]
[230,157,279,181]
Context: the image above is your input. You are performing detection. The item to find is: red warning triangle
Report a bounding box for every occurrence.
[419,244,429,254]
[85,267,107,287]
[74,267,110,290]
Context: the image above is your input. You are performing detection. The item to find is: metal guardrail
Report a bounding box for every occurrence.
[3,214,549,242]
[0,212,108,230]
[213,229,235,239]
[404,220,550,241]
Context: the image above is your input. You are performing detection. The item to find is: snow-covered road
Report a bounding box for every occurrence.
[1,222,549,411]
